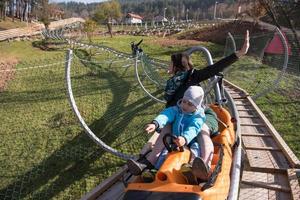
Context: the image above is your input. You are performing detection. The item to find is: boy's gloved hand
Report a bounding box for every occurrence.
[174,136,186,147]
[145,123,156,133]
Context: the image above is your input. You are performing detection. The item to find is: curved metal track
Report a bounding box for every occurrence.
[65,49,135,160]
[252,27,289,99]
[135,45,224,105]
[225,28,289,100]
[134,56,166,104]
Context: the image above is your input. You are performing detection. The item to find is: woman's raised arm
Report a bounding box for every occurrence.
[236,30,250,58]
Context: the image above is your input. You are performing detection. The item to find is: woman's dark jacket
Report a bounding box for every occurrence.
[165,53,238,107]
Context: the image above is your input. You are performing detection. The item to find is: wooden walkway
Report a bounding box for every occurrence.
[224,80,300,200]
[0,18,84,42]
[81,80,300,200]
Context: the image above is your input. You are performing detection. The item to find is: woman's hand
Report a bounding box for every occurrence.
[174,136,186,147]
[167,63,174,75]
[236,30,250,58]
[145,123,156,133]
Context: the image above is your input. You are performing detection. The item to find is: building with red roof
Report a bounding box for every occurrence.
[125,13,143,24]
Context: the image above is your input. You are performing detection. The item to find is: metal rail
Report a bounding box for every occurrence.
[134,54,166,104]
[253,27,289,100]
[65,49,135,160]
[223,79,300,200]
[225,88,242,200]
[135,45,224,105]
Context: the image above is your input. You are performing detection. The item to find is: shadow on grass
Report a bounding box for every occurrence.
[0,53,159,199]
[0,81,117,105]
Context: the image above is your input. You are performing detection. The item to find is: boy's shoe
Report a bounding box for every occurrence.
[127,158,155,176]
[192,157,210,181]
[180,163,198,185]
[127,159,147,175]
[141,169,157,183]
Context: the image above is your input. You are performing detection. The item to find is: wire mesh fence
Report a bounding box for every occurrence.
[0,47,164,199]
[1,24,299,199]
[224,30,300,157]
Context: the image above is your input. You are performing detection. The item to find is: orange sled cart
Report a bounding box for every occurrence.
[123,105,236,200]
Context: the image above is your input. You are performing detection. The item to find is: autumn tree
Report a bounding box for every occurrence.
[83,19,97,44]
[93,0,121,38]
[38,0,50,30]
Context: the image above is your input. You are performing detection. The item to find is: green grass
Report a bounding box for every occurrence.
[0,41,65,62]
[0,35,299,199]
[83,35,224,64]
[226,57,300,157]
[0,36,184,199]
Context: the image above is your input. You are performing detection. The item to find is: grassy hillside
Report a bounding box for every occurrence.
[0,35,298,199]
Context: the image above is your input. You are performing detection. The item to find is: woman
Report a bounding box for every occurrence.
[128,31,250,182]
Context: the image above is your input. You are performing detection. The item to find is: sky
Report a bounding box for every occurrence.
[49,0,107,3]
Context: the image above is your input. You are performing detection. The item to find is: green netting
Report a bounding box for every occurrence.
[224,30,288,97]
[1,27,298,200]
[223,30,300,158]
[138,50,222,105]
[0,47,165,199]
[140,54,168,88]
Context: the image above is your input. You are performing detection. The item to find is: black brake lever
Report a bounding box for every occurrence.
[136,39,143,47]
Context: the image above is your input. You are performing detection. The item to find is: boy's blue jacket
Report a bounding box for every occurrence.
[154,102,206,145]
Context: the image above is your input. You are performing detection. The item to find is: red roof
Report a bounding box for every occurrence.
[126,13,143,20]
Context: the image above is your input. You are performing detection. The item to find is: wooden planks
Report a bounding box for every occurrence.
[224,80,300,200]
[287,169,300,200]
[96,182,125,200]
[81,167,127,200]
[246,97,300,168]
[242,133,272,137]
[239,171,292,200]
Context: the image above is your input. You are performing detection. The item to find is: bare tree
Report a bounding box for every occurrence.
[0,0,8,20]
[93,0,121,38]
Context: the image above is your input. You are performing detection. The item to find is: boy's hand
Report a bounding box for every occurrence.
[174,136,186,147]
[145,124,156,133]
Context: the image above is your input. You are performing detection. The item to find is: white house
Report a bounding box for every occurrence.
[125,13,143,24]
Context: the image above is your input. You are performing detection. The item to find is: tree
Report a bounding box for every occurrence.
[0,0,8,20]
[9,0,15,21]
[93,0,121,38]
[83,19,97,58]
[83,19,97,44]
[80,9,90,19]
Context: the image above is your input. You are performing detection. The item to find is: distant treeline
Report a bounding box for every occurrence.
[56,0,236,21]
[54,0,300,29]
[0,0,49,22]
[119,0,232,21]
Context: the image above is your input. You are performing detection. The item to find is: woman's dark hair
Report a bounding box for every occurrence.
[171,53,193,73]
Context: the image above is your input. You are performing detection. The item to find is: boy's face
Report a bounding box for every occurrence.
[180,99,197,113]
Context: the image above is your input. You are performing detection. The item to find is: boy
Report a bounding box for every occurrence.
[128,86,206,184]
